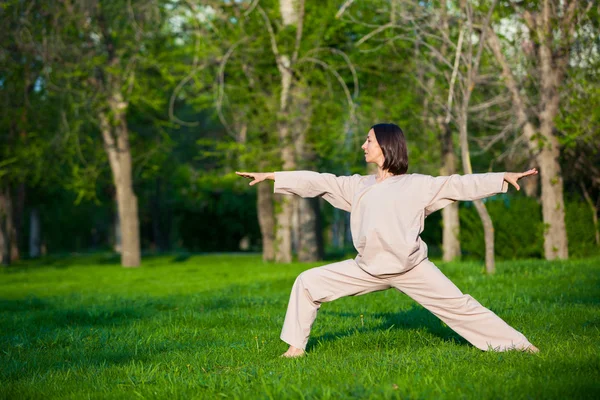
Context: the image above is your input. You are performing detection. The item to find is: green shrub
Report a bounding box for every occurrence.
[458,195,598,260]
[565,197,600,258]
[459,195,544,260]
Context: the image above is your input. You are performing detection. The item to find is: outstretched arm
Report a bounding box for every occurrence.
[425,168,538,216]
[236,170,362,212]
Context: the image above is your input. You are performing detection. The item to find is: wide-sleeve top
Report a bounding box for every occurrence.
[274,171,508,276]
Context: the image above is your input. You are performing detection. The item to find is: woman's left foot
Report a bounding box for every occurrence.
[281,346,305,358]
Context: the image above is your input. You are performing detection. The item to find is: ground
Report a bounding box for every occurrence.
[1,254,599,399]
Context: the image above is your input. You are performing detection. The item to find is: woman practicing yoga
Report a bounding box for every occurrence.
[236,123,539,358]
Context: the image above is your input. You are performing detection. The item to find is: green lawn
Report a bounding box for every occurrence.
[1,254,599,399]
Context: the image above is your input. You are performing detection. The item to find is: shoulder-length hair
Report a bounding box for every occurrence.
[371,123,408,175]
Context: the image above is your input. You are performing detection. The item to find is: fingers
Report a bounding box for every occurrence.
[236,171,255,179]
[521,168,538,177]
[514,168,538,181]
[236,171,261,186]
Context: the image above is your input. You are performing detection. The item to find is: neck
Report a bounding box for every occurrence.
[376,165,393,181]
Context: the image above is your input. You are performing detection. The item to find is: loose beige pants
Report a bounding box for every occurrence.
[280,258,532,351]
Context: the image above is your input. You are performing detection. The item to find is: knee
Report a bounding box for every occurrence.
[293,270,321,303]
[295,269,319,288]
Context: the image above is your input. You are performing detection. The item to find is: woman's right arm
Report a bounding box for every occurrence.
[236,170,361,212]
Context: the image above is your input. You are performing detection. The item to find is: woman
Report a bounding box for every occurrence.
[236,123,539,358]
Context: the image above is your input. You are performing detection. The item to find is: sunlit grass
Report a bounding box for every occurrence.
[1,253,599,399]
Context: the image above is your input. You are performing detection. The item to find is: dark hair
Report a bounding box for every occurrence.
[371,123,408,175]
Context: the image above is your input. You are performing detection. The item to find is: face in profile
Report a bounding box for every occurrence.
[361,129,385,165]
[363,124,409,175]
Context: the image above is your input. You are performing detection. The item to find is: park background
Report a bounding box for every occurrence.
[1,0,599,399]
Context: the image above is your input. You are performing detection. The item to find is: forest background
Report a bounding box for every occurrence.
[1,0,599,269]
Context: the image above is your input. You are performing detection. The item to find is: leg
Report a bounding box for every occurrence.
[281,259,390,352]
[389,259,535,351]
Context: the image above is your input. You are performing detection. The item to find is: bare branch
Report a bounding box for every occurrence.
[472,123,514,155]
[292,0,305,64]
[339,11,382,28]
[182,0,205,68]
[356,23,394,47]
[243,0,260,17]
[468,94,512,113]
[522,10,537,33]
[486,28,533,133]
[385,34,457,71]
[216,40,249,139]
[445,28,464,125]
[169,64,207,127]
[297,56,356,128]
[127,0,144,41]
[471,0,497,80]
[413,76,449,113]
[257,6,280,62]
[335,0,356,19]
[305,47,359,98]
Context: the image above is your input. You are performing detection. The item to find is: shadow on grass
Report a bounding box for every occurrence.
[306,306,467,352]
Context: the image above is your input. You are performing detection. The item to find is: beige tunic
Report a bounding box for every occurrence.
[274,171,508,276]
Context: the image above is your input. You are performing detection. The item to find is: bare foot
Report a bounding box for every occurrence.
[281,346,305,358]
[525,345,539,353]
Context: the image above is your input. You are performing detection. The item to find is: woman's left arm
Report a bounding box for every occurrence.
[424,168,538,216]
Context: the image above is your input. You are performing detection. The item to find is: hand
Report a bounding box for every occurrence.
[235,171,274,186]
[504,168,538,191]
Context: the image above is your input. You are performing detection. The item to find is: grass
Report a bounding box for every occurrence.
[1,253,599,399]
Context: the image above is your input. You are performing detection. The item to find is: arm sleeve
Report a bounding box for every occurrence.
[274,171,362,212]
[425,172,508,216]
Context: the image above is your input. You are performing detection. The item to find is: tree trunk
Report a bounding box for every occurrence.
[292,83,320,262]
[151,178,168,251]
[537,37,569,259]
[439,121,460,261]
[99,91,141,267]
[473,200,495,272]
[522,160,540,198]
[292,196,299,254]
[0,187,12,265]
[537,143,568,259]
[113,201,122,254]
[274,0,300,263]
[274,123,294,263]
[115,177,140,267]
[459,112,495,273]
[10,183,24,261]
[257,179,275,261]
[29,208,41,258]
[297,198,323,261]
[442,202,460,261]
[580,183,600,246]
[331,208,343,249]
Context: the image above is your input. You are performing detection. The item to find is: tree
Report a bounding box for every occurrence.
[486,0,595,260]
[178,0,359,262]
[0,0,60,265]
[39,0,175,266]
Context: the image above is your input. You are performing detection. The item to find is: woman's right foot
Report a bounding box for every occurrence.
[281,346,305,358]
[525,345,539,353]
